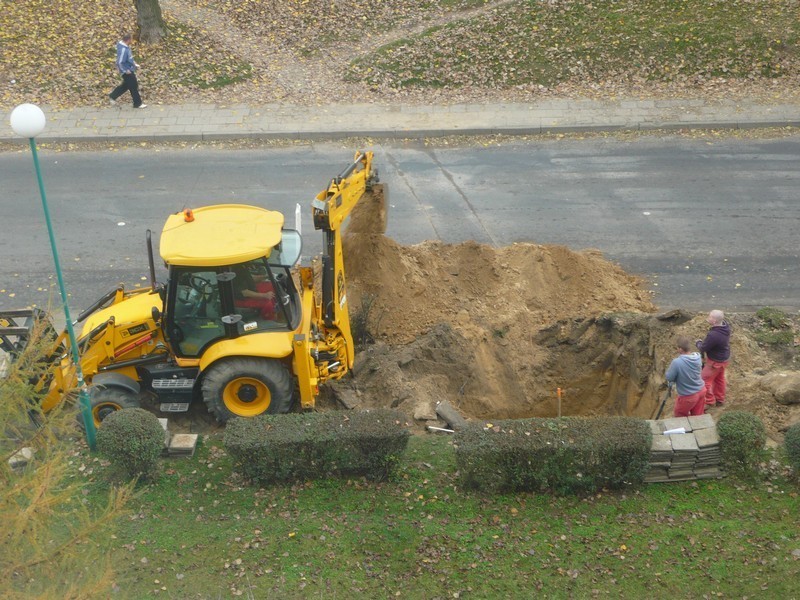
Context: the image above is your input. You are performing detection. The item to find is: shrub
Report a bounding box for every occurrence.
[96,408,164,481]
[784,422,800,474]
[224,408,410,485]
[455,416,652,495]
[717,411,767,479]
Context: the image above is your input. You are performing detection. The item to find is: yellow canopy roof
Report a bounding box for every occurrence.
[160,204,285,267]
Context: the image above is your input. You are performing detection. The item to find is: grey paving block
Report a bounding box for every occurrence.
[168,433,199,457]
[688,414,715,430]
[662,417,692,432]
[647,420,664,435]
[670,434,699,452]
[694,428,720,448]
[651,436,673,452]
[697,450,720,456]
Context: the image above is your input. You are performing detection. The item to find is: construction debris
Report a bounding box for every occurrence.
[435,400,468,431]
[167,433,200,457]
[8,447,33,470]
[159,418,199,458]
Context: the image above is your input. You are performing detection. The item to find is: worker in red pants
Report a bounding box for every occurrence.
[696,309,732,407]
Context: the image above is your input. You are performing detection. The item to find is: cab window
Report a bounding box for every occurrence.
[170,269,225,357]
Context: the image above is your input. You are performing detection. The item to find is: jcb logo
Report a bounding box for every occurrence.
[337,272,346,308]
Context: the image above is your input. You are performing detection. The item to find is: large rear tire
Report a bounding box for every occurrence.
[86,387,141,429]
[201,357,294,423]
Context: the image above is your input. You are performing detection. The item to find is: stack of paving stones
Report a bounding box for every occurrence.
[158,418,199,458]
[644,414,723,483]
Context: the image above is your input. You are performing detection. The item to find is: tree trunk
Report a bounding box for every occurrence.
[135,0,167,44]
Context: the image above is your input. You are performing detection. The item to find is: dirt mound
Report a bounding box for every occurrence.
[343,235,655,344]
[336,221,799,442]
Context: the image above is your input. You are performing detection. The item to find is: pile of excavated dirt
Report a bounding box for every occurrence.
[332,211,800,442]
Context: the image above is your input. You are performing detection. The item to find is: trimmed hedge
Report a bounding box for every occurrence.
[784,422,800,474]
[96,408,163,481]
[455,416,652,495]
[223,408,410,485]
[717,411,767,479]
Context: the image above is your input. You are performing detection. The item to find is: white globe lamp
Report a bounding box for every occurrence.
[10,103,46,138]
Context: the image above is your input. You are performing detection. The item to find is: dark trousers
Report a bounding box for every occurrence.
[110,72,143,107]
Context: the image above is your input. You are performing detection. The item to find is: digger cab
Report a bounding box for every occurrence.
[165,255,302,357]
[159,205,303,359]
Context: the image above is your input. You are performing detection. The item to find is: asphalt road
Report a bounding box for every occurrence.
[1,136,798,318]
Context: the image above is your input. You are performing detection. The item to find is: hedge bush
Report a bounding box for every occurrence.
[717,411,767,479]
[784,422,800,474]
[223,408,410,485]
[96,408,164,481]
[455,416,652,495]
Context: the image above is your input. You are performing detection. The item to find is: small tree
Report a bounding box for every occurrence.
[0,319,132,598]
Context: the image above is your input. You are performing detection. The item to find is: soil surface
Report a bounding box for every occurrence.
[319,194,800,443]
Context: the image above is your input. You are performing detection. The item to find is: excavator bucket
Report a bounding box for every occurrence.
[345,183,387,235]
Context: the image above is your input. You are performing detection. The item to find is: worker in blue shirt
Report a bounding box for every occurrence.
[665,336,705,417]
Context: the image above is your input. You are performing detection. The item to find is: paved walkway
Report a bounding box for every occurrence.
[3,97,800,142]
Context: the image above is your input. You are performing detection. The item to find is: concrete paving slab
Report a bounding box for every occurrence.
[662,417,692,432]
[688,414,715,430]
[670,433,700,453]
[695,428,720,448]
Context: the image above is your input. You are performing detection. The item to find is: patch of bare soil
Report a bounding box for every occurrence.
[330,212,800,443]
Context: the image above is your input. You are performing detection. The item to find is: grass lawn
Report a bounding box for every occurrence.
[83,434,800,598]
[351,0,800,90]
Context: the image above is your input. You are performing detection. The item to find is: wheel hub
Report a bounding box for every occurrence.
[237,384,258,403]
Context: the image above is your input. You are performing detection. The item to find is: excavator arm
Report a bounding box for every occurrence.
[311,151,380,363]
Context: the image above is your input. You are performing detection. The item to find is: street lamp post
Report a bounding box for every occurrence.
[10,103,97,450]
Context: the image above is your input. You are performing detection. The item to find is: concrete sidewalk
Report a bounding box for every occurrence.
[3,97,800,142]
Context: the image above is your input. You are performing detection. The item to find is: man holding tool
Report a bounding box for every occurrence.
[665,336,706,417]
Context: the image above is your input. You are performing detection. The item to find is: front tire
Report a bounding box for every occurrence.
[86,387,141,428]
[201,357,294,423]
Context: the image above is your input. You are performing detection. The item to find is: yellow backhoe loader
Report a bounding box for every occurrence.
[0,151,386,426]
